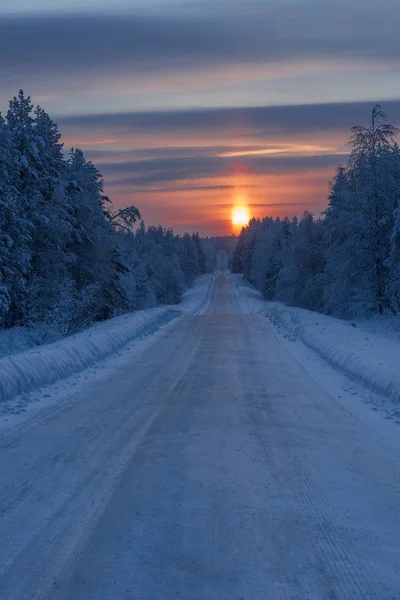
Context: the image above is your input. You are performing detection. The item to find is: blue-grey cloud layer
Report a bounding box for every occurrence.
[100,154,347,187]
[0,0,399,81]
[59,100,400,136]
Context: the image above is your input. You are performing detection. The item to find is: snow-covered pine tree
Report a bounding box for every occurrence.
[103,201,142,231]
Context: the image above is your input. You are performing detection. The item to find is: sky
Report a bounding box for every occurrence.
[1,0,400,235]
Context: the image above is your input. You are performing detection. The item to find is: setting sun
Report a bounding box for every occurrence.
[232,206,250,226]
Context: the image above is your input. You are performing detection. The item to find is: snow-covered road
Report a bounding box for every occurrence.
[1,274,400,599]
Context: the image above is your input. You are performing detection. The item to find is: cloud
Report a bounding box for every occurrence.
[121,183,258,194]
[81,146,230,161]
[60,101,400,141]
[99,153,347,188]
[213,202,310,209]
[0,0,399,84]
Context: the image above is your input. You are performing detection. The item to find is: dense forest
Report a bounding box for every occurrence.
[3,91,399,335]
[233,105,400,318]
[0,91,206,333]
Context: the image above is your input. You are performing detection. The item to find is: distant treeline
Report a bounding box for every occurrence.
[233,105,400,318]
[0,91,206,332]
[201,236,237,272]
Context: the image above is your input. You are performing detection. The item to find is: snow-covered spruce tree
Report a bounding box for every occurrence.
[322,167,351,314]
[276,213,325,310]
[5,91,77,326]
[296,214,325,310]
[386,144,400,311]
[236,218,261,283]
[179,232,202,286]
[274,216,300,306]
[192,232,207,275]
[29,105,78,325]
[0,113,32,326]
[263,217,293,300]
[324,106,400,317]
[232,234,244,274]
[138,225,184,306]
[116,228,157,311]
[248,217,274,295]
[233,218,269,289]
[64,148,125,330]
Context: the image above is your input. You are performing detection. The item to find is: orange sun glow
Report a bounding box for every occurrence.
[232,206,250,226]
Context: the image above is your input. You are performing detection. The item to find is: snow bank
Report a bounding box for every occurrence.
[231,274,266,314]
[232,273,400,402]
[0,307,180,403]
[0,324,64,358]
[266,303,400,402]
[0,275,214,402]
[180,274,216,315]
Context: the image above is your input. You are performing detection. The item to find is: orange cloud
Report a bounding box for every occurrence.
[109,168,332,236]
[62,137,120,147]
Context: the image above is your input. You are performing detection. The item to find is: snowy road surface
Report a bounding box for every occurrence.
[1,274,400,599]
